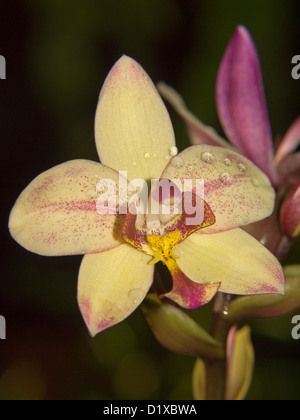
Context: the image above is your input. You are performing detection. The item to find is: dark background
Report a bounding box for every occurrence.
[1,0,300,400]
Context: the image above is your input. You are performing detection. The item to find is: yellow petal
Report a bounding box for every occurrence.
[175,228,284,295]
[226,326,255,400]
[9,160,124,256]
[162,145,275,233]
[78,243,154,336]
[95,55,176,181]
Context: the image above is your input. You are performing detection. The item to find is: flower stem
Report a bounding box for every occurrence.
[205,293,235,400]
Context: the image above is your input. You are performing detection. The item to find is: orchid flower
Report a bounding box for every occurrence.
[158,25,300,192]
[9,55,284,337]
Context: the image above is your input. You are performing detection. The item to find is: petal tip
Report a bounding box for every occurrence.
[79,298,117,337]
[102,55,148,90]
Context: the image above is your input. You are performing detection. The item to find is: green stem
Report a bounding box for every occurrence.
[205,293,235,400]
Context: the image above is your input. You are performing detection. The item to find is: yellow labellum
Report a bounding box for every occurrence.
[147,231,181,268]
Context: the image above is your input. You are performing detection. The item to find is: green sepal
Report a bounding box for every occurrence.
[226,325,255,400]
[192,358,206,401]
[227,265,300,322]
[142,294,224,361]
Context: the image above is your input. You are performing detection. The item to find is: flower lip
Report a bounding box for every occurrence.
[147,231,181,265]
[121,189,216,255]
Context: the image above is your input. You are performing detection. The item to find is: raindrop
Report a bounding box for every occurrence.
[201,151,215,164]
[128,288,145,304]
[171,156,184,168]
[251,177,260,187]
[237,163,246,172]
[145,153,150,159]
[187,164,194,173]
[132,161,137,167]
[169,146,178,157]
[224,158,232,166]
[219,172,235,185]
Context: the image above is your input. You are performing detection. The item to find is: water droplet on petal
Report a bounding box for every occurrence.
[128,288,145,304]
[223,309,229,317]
[251,177,260,187]
[169,146,178,157]
[201,152,215,164]
[219,172,235,185]
[187,164,194,173]
[132,161,137,167]
[171,156,184,168]
[145,153,150,159]
[237,163,246,172]
[224,158,232,166]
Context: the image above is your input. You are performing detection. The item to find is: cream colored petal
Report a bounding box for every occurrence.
[162,145,275,233]
[175,228,284,295]
[78,244,154,336]
[95,55,176,181]
[9,160,124,256]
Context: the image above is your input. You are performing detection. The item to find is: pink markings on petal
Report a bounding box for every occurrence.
[122,206,149,252]
[161,266,220,309]
[96,317,117,335]
[216,25,275,182]
[163,194,216,242]
[78,298,92,334]
[79,297,118,337]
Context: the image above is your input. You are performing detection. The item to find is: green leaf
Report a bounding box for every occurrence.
[227,265,300,322]
[142,294,224,361]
